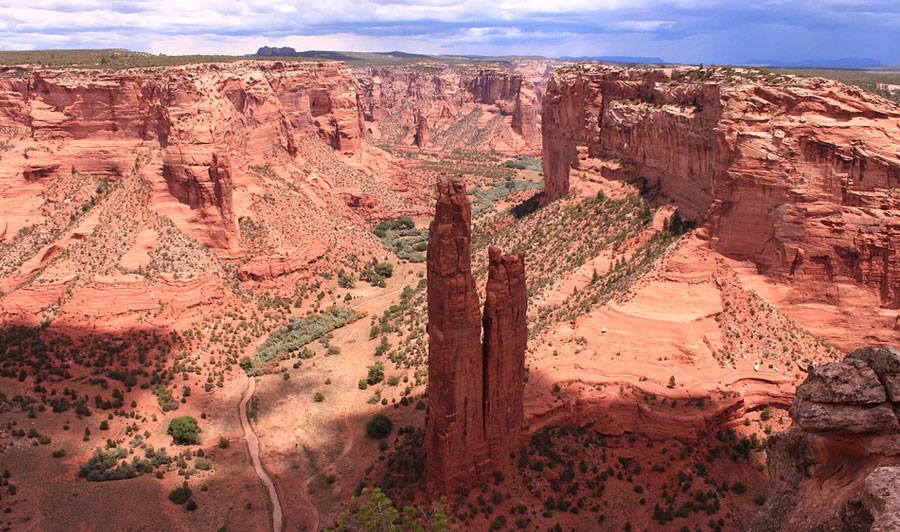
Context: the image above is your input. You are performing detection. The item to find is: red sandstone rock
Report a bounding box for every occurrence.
[355,66,541,153]
[482,246,527,463]
[414,109,429,148]
[425,174,490,494]
[0,61,365,249]
[542,65,900,306]
[751,347,900,531]
[425,175,528,495]
[339,189,377,209]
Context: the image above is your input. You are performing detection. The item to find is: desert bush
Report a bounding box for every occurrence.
[168,485,192,505]
[168,416,200,445]
[366,413,393,439]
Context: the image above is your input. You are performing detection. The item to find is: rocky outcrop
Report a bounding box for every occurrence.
[425,175,527,494]
[0,61,364,249]
[426,174,491,493]
[355,66,541,153]
[750,346,900,532]
[413,109,429,148]
[482,246,527,463]
[542,65,900,306]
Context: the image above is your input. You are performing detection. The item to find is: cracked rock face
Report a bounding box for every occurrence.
[848,346,900,402]
[751,346,900,532]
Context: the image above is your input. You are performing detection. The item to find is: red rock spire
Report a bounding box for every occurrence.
[482,246,527,462]
[425,174,527,495]
[425,174,490,494]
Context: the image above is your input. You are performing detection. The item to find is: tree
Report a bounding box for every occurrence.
[167,416,200,444]
[333,487,448,532]
[374,262,394,278]
[365,413,393,439]
[338,270,356,289]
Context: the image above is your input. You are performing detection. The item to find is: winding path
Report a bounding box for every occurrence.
[239,376,284,532]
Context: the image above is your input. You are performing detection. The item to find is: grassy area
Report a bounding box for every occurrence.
[374,217,427,263]
[245,306,361,375]
[0,48,317,71]
[0,48,552,71]
[775,67,900,104]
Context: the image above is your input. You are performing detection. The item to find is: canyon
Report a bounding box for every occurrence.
[355,64,543,153]
[543,64,900,308]
[0,53,898,532]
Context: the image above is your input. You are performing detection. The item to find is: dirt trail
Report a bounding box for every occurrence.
[240,376,286,532]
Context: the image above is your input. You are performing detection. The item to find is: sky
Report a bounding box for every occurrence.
[0,0,898,65]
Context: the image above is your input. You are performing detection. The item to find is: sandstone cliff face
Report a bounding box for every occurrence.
[0,61,364,249]
[355,66,540,153]
[542,65,900,306]
[426,175,527,494]
[751,346,900,532]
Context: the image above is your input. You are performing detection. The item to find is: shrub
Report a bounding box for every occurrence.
[366,413,393,439]
[186,499,197,511]
[732,482,747,494]
[374,262,394,278]
[168,416,200,445]
[168,486,192,505]
[217,437,230,449]
[314,392,325,402]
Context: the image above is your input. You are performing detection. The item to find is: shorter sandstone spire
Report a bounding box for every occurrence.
[483,246,527,462]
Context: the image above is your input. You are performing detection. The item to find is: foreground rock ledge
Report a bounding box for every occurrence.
[751,345,900,532]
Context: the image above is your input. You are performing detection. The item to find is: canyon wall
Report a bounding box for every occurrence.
[750,346,900,532]
[542,65,900,306]
[0,61,364,249]
[426,174,527,494]
[355,66,541,153]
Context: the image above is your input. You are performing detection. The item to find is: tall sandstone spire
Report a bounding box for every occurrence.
[425,175,491,493]
[425,174,527,495]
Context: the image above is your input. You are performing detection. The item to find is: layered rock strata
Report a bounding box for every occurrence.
[542,65,900,306]
[751,346,900,532]
[356,66,540,152]
[425,174,527,494]
[0,61,364,248]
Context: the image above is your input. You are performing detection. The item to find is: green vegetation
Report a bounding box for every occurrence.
[374,217,427,263]
[168,416,201,445]
[332,487,448,532]
[168,485,192,505]
[366,413,394,439]
[0,49,319,71]
[78,447,172,482]
[249,306,361,375]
